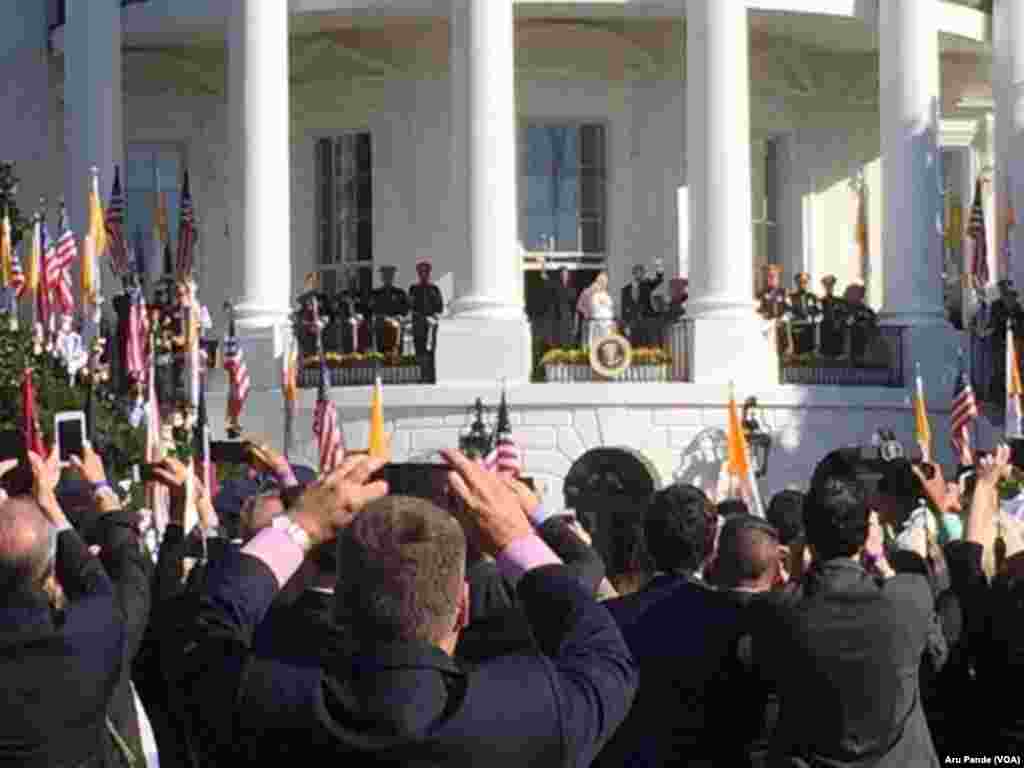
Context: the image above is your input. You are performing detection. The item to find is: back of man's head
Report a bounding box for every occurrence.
[338,495,466,646]
[0,498,55,600]
[877,458,927,521]
[645,484,710,574]
[714,515,780,590]
[805,451,870,561]
[767,490,806,547]
[717,498,749,519]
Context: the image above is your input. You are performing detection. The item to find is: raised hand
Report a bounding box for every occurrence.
[289,456,388,547]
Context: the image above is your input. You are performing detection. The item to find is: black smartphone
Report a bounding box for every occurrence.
[210,441,249,464]
[1009,439,1024,469]
[55,411,86,466]
[371,463,454,508]
[0,430,32,498]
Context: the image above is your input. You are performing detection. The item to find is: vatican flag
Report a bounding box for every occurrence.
[1007,328,1023,439]
[913,365,932,462]
[368,377,388,459]
[726,382,764,517]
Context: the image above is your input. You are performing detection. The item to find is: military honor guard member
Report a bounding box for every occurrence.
[818,275,847,358]
[371,265,409,355]
[409,259,443,382]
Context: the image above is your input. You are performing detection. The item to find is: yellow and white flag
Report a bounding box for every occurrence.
[913,365,932,461]
[1008,327,1023,439]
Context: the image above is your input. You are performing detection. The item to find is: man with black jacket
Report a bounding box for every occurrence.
[171,451,637,767]
[0,445,149,768]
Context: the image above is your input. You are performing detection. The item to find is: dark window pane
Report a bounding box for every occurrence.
[356,133,372,171]
[357,175,372,216]
[357,266,373,297]
[580,124,605,168]
[581,219,604,253]
[357,220,372,262]
[580,170,605,215]
[320,269,337,296]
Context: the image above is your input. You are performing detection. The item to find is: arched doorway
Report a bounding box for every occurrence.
[563,447,663,580]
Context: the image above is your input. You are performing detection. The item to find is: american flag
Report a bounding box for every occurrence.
[124,290,149,388]
[51,205,77,314]
[175,171,197,278]
[313,335,344,474]
[967,177,988,288]
[950,358,978,461]
[10,241,25,298]
[222,332,251,431]
[38,219,54,327]
[144,347,170,536]
[105,166,129,276]
[481,388,522,478]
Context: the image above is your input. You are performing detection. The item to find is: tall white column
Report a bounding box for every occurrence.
[995,0,1024,290]
[65,0,123,242]
[879,0,945,324]
[684,0,777,385]
[224,0,292,391]
[227,0,291,332]
[686,0,753,317]
[435,0,531,385]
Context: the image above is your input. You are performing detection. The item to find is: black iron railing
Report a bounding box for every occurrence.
[779,324,905,388]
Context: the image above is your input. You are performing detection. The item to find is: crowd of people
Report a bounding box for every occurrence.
[1,412,1023,766]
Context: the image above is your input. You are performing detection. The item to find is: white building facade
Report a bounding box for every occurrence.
[0,0,1016,507]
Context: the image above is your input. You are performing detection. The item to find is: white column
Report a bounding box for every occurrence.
[65,0,123,242]
[995,0,1024,289]
[684,0,777,385]
[435,0,531,385]
[686,0,754,317]
[227,0,291,332]
[879,0,944,324]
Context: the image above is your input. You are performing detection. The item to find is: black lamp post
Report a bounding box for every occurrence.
[459,398,494,459]
[742,397,772,478]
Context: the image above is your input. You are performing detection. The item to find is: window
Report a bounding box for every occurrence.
[519,123,606,262]
[125,144,183,277]
[316,134,373,298]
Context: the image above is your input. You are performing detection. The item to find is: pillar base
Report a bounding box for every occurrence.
[435,313,532,386]
[890,320,962,398]
[687,314,779,387]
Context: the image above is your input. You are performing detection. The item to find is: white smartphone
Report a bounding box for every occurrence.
[54,411,87,467]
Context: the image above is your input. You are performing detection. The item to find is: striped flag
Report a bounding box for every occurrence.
[482,386,522,478]
[950,356,978,463]
[312,352,344,474]
[967,177,989,289]
[51,204,77,314]
[175,171,196,278]
[144,346,170,536]
[913,365,932,461]
[105,165,129,276]
[21,368,45,458]
[222,329,251,435]
[39,218,55,326]
[10,241,25,298]
[1008,327,1023,438]
[124,291,149,388]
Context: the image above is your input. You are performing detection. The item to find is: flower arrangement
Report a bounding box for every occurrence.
[541,346,671,366]
[302,352,418,368]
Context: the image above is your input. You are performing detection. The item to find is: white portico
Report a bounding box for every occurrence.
[0,0,1015,505]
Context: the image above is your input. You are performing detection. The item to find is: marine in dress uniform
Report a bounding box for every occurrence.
[372,265,409,355]
[818,275,847,358]
[788,272,821,356]
[409,260,444,382]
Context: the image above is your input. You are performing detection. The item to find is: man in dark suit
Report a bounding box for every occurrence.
[409,260,444,382]
[0,446,150,768]
[172,452,637,767]
[594,484,746,768]
[371,265,409,355]
[621,263,665,346]
[753,451,940,767]
[546,267,577,349]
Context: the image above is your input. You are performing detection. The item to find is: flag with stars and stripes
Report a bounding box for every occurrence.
[482,387,523,478]
[950,358,978,463]
[124,288,149,389]
[37,218,54,328]
[967,177,988,289]
[105,165,129,277]
[51,205,77,314]
[313,332,344,473]
[222,331,251,435]
[10,241,25,298]
[175,171,197,278]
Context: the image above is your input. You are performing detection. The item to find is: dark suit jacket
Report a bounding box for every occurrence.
[172,550,637,768]
[620,274,664,324]
[594,573,746,767]
[0,529,124,767]
[753,559,939,768]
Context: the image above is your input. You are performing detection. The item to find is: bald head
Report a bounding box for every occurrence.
[714,517,780,591]
[0,498,56,598]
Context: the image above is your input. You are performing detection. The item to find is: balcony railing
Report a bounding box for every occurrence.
[779,324,905,388]
[49,0,149,31]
